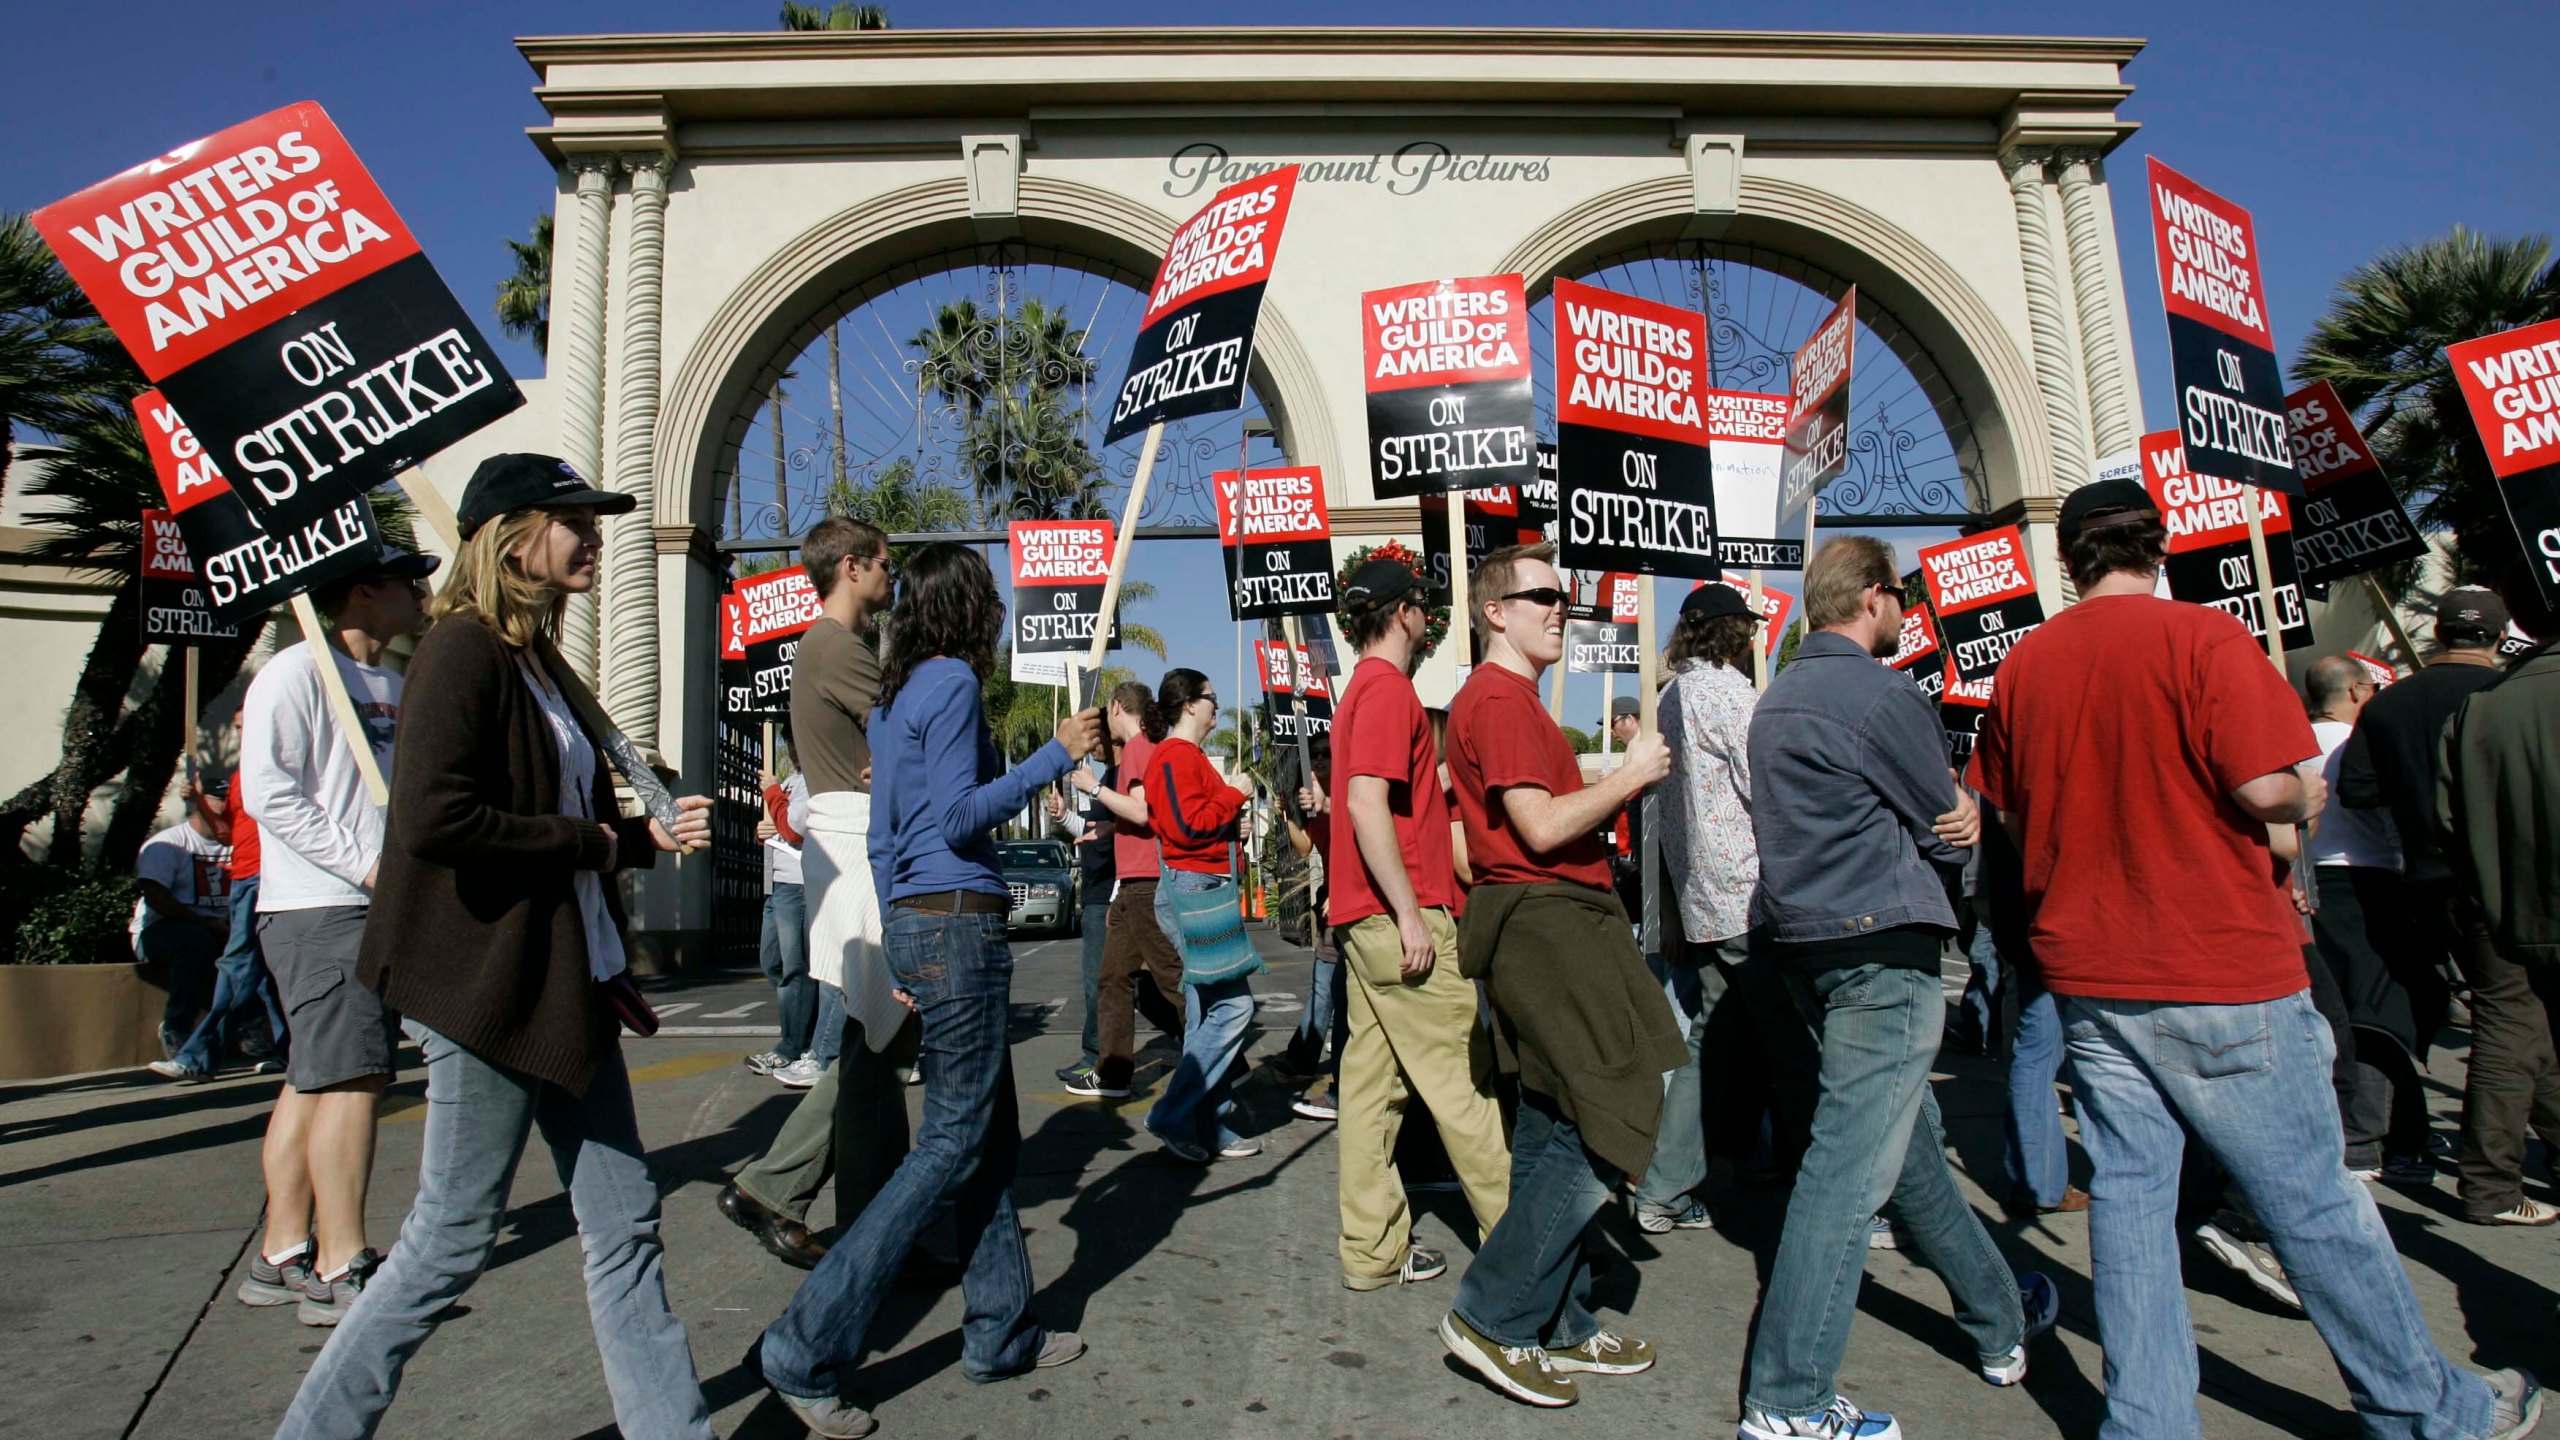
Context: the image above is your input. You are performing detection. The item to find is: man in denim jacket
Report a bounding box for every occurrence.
[1734,536,2053,1440]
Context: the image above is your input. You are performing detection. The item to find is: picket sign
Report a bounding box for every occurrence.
[1445,496,1472,677]
[1278,611,1316,796]
[291,591,389,805]
[182,650,200,789]
[1636,583,1660,738]
[2243,504,2284,672]
[1074,419,1166,701]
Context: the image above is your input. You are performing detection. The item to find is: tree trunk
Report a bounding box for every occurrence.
[828,323,848,490]
[39,580,149,868]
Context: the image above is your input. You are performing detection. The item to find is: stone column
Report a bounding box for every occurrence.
[555,152,617,683]
[2053,150,2140,460]
[2003,148,2091,497]
[601,150,669,755]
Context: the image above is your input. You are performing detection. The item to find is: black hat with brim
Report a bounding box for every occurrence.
[457,453,637,539]
[1341,556,1427,614]
[2057,477,2159,546]
[1681,583,1755,622]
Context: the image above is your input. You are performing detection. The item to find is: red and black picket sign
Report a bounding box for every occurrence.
[1918,525,2045,687]
[2140,430,2314,651]
[137,388,383,622]
[1105,168,1298,444]
[1254,638,1334,743]
[140,509,239,644]
[1213,467,1334,619]
[1552,278,1717,580]
[2147,160,2297,496]
[1420,485,1543,600]
[2444,317,2560,612]
[37,103,522,535]
[718,592,755,719]
[1777,289,1856,530]
[1886,602,1945,701]
[1697,576,1795,660]
[1521,443,1560,542]
[1710,388,1800,570]
[729,566,822,719]
[1007,521,1118,682]
[2282,381,2427,586]
[1565,572,1644,675]
[1362,274,1537,499]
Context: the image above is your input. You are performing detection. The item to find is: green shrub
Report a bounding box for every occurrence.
[14,876,140,966]
[0,863,76,959]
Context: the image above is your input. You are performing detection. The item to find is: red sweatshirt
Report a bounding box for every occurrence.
[762,782,802,845]
[1146,735,1245,874]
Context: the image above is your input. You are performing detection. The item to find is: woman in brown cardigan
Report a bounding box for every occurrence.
[278,454,715,1440]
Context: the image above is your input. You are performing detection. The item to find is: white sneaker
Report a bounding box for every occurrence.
[743,1050,787,1076]
[1739,1396,1903,1439]
[774,1056,823,1089]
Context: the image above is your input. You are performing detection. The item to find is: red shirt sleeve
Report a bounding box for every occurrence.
[2196,629,2320,791]
[1469,687,1567,794]
[1341,681,1415,787]
[763,783,803,845]
[1152,742,1243,843]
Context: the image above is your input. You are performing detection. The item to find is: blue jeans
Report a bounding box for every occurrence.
[142,917,223,1042]
[2005,966,2071,1209]
[1076,897,1111,1067]
[277,1023,710,1440]
[1957,903,2002,1049]
[760,908,1044,1397]
[1632,953,1712,1215]
[1148,871,1258,1151]
[1452,1088,1614,1349]
[2060,990,2494,1440]
[173,877,284,1073]
[1744,962,2022,1418]
[759,882,814,1061]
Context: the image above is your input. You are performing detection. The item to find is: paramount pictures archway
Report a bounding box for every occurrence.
[446,27,2145,964]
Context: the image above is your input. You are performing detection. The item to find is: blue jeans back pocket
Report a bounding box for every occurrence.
[2153,1008,2272,1080]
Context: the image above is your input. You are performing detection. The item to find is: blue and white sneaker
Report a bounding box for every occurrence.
[1739,1396,1902,1439]
[1867,1216,1904,1250]
[1981,1271,2060,1385]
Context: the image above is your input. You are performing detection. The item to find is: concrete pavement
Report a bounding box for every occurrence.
[3,927,2554,1440]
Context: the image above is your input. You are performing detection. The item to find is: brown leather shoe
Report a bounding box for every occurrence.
[2004,1185,2091,1220]
[719,1181,828,1269]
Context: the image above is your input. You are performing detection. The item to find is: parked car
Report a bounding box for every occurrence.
[997,839,1077,938]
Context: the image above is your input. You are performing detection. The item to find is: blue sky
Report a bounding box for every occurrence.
[8,0,2553,731]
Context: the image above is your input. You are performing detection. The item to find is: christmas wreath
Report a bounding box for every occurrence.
[1337,540,1447,661]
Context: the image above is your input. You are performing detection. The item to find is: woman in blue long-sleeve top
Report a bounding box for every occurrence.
[755,543,1103,1439]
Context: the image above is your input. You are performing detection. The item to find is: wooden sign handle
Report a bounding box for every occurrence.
[290,593,389,806]
[395,468,463,550]
[1747,567,1770,692]
[1444,489,1471,671]
[181,648,200,791]
[2363,573,2426,672]
[1084,421,1164,674]
[1636,580,1660,738]
[2243,501,2285,672]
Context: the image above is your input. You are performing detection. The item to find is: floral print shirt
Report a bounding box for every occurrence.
[1658,658,1760,944]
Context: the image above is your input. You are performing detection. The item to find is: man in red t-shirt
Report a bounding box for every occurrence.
[1327,557,1511,1295]
[1077,681,1187,1097]
[1970,479,2532,1439]
[1437,543,1685,1409]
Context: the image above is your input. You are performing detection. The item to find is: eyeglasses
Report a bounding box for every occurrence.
[1196,694,1220,712]
[1500,587,1569,608]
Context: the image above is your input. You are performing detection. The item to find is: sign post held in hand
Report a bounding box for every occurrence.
[1213,467,1335,620]
[2139,431,2313,654]
[1011,521,1117,685]
[1777,290,1857,537]
[2443,315,2560,614]
[1919,526,2046,693]
[1553,278,1718,583]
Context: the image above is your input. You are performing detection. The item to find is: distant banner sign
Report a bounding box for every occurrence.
[1565,572,1644,674]
[136,388,383,622]
[1941,701,1988,767]
[1213,467,1334,618]
[1710,389,1800,570]
[1254,638,1334,741]
[2347,651,2397,688]
[1522,443,1559,543]
[36,103,522,534]
[1886,603,1945,701]
[2141,430,2313,651]
[1777,289,1857,529]
[718,593,755,718]
[2444,317,2560,612]
[1918,526,2045,687]
[1363,274,1536,498]
[140,509,239,644]
[1702,575,1795,659]
[1552,278,1717,579]
[1009,520,1117,684]
[2284,381,2426,584]
[1106,168,1298,443]
[2147,159,2297,495]
[732,567,822,718]
[1421,485,1543,599]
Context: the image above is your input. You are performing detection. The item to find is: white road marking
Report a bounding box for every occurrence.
[699,1002,766,1019]
[651,1002,701,1019]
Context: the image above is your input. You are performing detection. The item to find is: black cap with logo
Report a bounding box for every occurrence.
[2056,478,2160,546]
[456,453,637,540]
[1340,556,1428,616]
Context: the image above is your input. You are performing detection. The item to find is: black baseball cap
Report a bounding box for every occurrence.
[1604,696,1640,724]
[2057,478,2159,545]
[1681,583,1754,622]
[456,453,636,539]
[2435,586,2511,647]
[1341,556,1427,614]
[365,546,441,582]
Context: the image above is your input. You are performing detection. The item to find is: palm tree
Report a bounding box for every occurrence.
[909,296,1103,519]
[823,456,971,536]
[494,215,552,358]
[2295,227,2560,594]
[780,2,890,28]
[0,213,127,499]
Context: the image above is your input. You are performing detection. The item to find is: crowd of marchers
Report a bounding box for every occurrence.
[131,452,2558,1440]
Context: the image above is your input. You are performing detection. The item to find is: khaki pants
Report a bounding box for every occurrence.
[1336,909,1511,1284]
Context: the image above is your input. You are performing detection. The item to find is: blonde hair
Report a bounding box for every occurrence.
[427,509,564,648]
[1803,534,1899,630]
[1470,541,1557,647]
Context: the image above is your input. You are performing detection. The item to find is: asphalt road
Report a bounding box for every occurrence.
[3,926,2554,1440]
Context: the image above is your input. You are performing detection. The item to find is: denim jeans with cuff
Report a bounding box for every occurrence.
[1452,1087,1616,1350]
[1631,953,1714,1217]
[758,881,814,1061]
[173,876,285,1073]
[1148,868,1257,1151]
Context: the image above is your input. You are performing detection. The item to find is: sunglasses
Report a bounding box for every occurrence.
[1500,587,1569,608]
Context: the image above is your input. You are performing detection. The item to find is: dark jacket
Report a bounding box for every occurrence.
[1748,631,1965,943]
[2437,645,2560,965]
[1458,881,1688,1181]
[2336,656,2504,884]
[360,616,657,1095]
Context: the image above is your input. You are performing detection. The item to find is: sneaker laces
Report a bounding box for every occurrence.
[1499,1343,1552,1372]
[1580,1331,1625,1357]
[1814,1396,1872,1437]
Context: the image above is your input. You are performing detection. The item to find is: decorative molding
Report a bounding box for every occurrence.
[2053,149,2137,458]
[2001,147,2090,498]
[653,524,723,568]
[963,133,1023,234]
[602,150,672,749]
[555,154,618,682]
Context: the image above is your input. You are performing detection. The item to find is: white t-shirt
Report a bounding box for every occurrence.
[518,657,627,982]
[135,820,231,931]
[2311,719,2401,870]
[242,641,400,911]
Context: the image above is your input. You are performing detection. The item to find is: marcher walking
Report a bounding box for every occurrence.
[1076,681,1189,1098]
[1143,666,1263,1162]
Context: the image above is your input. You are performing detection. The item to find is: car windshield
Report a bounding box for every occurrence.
[997,842,1066,870]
